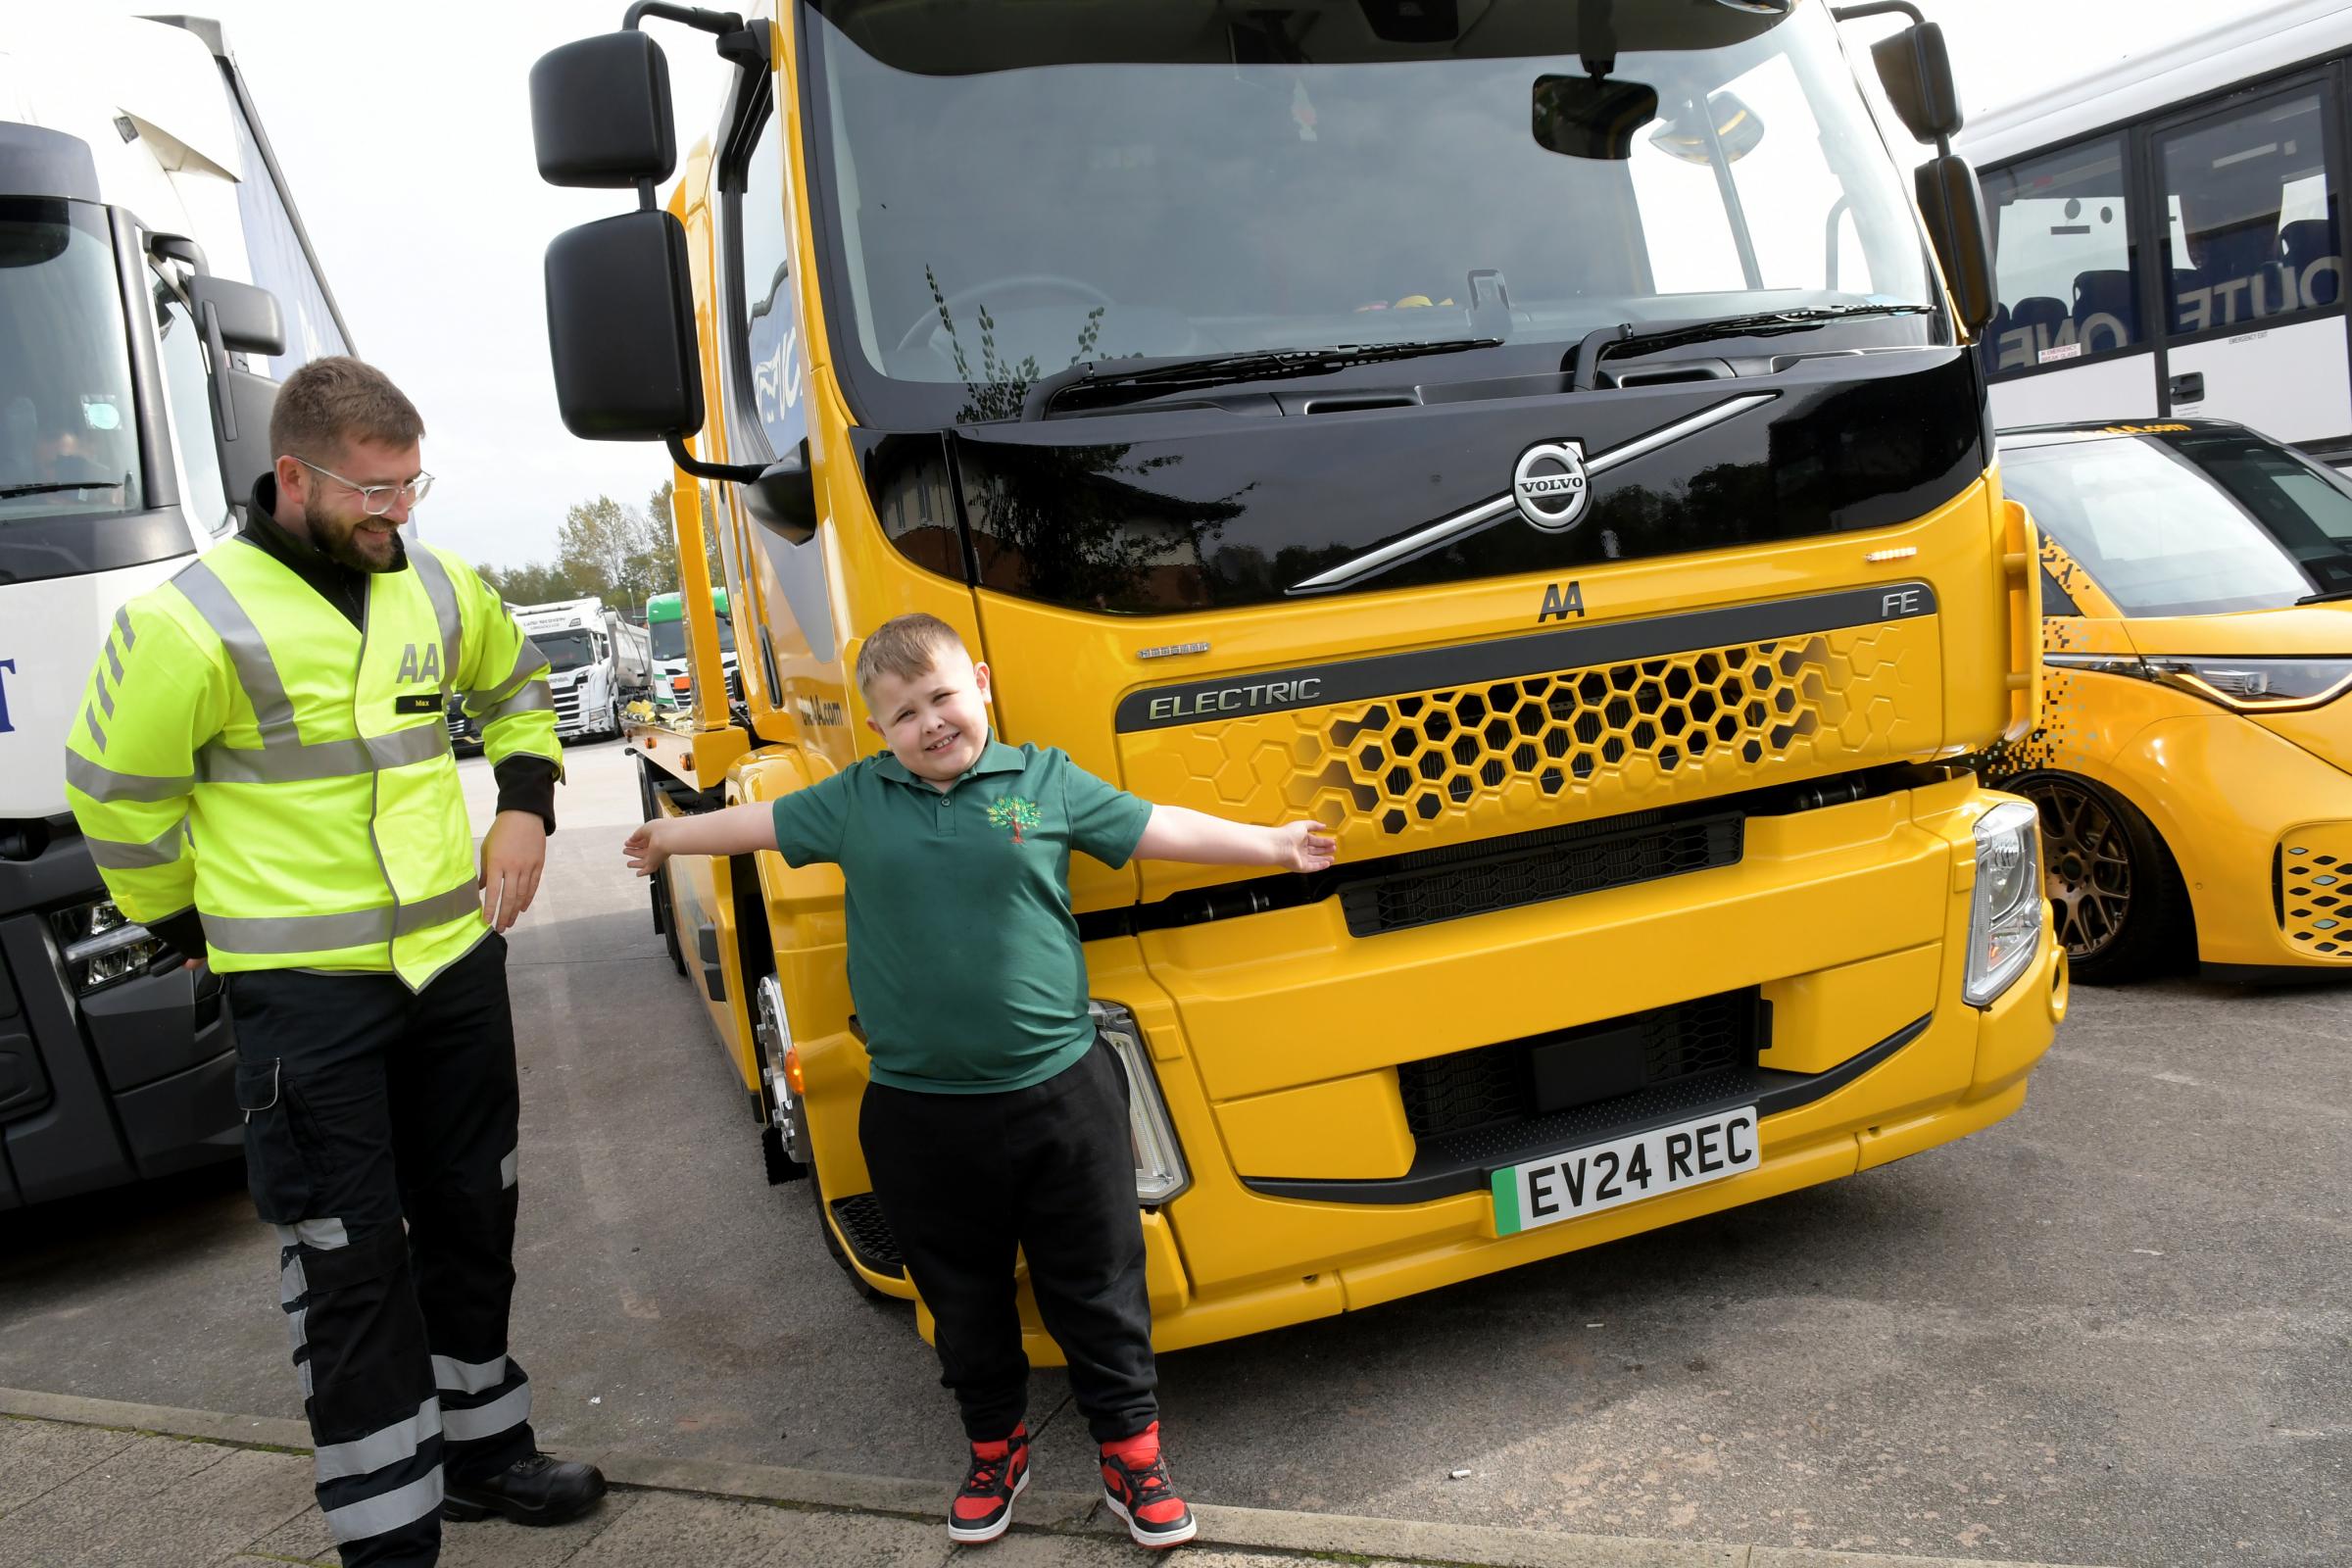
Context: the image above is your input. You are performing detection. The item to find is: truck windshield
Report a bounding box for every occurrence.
[535,627,596,673]
[804,0,1933,422]
[2000,434,2328,616]
[649,613,735,662]
[0,201,139,523]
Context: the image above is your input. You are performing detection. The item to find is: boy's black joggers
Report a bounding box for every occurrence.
[858,1036,1158,1445]
[228,933,536,1568]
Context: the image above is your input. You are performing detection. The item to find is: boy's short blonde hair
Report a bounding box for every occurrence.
[856,612,967,694]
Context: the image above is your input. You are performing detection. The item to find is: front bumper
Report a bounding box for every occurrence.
[876,774,2069,1358]
[0,835,240,1209]
[2100,711,2352,971]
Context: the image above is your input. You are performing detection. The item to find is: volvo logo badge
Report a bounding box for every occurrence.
[1512,441,1591,533]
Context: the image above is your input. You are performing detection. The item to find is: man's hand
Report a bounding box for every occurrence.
[479,810,547,933]
[622,819,672,878]
[1271,820,1339,872]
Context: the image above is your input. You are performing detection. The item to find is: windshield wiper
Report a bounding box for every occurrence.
[2295,587,2352,605]
[0,479,118,499]
[1573,304,1936,391]
[1034,338,1504,416]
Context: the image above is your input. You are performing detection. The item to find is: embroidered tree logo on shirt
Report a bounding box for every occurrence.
[987,797,1042,845]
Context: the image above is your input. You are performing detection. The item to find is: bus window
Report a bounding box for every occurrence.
[2160,89,2340,337]
[1982,135,2138,376]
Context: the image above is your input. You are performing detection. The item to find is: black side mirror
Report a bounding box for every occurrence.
[543,209,704,441]
[185,275,285,356]
[1871,23,1964,147]
[743,441,817,544]
[1917,155,1996,337]
[528,31,676,188]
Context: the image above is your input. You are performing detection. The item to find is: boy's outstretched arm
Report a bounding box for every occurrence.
[1134,805,1338,872]
[623,801,777,875]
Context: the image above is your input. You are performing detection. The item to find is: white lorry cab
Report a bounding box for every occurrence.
[511,598,650,742]
[0,14,351,1206]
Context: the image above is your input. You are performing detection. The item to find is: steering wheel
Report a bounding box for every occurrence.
[895,274,1118,356]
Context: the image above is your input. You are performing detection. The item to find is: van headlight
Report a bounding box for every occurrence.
[1091,1001,1190,1205]
[1965,800,2044,1007]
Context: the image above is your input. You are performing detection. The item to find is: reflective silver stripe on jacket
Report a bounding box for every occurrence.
[441,1382,530,1444]
[105,638,124,685]
[408,548,464,692]
[173,553,301,746]
[85,820,187,870]
[84,705,107,752]
[113,605,136,651]
[322,1470,445,1544]
[314,1398,443,1485]
[66,752,192,804]
[200,877,480,955]
[467,639,547,715]
[197,722,452,785]
[474,679,553,725]
[432,1353,508,1396]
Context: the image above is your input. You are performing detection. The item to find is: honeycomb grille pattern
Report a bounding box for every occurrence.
[2278,829,2352,959]
[1398,990,1760,1144]
[1122,623,1935,851]
[829,1193,906,1275]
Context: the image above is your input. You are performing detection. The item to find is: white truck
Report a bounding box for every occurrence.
[0,13,353,1206]
[511,598,651,743]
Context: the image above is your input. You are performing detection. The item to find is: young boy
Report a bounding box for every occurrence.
[623,613,1335,1549]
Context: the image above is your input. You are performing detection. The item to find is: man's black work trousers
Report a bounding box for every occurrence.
[858,1036,1158,1446]
[229,934,535,1568]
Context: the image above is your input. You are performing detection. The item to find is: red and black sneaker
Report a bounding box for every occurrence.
[1099,1422,1197,1549]
[948,1424,1030,1544]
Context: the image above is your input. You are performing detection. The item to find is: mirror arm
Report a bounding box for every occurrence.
[198,302,238,442]
[1830,2,1924,24]
[622,3,743,35]
[666,432,762,484]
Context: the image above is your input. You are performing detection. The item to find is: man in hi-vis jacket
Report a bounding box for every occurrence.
[63,357,604,1564]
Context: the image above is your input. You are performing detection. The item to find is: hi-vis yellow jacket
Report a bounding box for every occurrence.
[62,536,562,989]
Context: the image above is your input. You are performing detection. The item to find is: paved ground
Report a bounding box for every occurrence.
[0,1402,2109,1568]
[1,742,2345,1568]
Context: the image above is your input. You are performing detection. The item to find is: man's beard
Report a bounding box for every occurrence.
[316,514,402,573]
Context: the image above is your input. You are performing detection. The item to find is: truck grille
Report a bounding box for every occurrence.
[552,682,583,726]
[1340,808,1740,936]
[1122,620,1936,863]
[1398,989,1763,1146]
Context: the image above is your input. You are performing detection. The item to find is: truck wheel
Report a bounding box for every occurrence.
[2013,771,2190,984]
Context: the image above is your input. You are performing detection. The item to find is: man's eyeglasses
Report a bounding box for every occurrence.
[290,456,435,516]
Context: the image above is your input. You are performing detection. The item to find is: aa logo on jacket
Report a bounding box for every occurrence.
[397,642,443,685]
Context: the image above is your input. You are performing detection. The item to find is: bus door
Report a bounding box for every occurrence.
[2152,75,2350,446]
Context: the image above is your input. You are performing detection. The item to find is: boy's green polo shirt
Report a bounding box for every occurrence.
[770,736,1152,1094]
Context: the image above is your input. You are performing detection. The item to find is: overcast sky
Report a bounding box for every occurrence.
[80,0,2222,573]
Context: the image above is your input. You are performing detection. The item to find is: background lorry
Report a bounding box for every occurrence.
[645,586,737,712]
[532,0,2066,1352]
[513,596,651,743]
[0,13,350,1205]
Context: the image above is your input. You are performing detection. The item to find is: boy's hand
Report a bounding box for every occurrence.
[1273,820,1339,872]
[623,820,671,877]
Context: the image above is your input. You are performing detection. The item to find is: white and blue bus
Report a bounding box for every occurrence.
[1960,0,2352,464]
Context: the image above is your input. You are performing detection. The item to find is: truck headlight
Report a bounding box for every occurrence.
[49,899,164,997]
[1091,1001,1190,1205]
[1965,800,2044,1006]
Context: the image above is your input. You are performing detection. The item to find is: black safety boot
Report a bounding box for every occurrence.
[442,1452,608,1526]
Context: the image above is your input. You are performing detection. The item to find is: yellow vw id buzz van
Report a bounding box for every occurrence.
[1987,419,2352,982]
